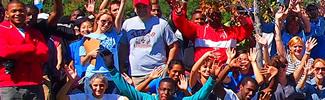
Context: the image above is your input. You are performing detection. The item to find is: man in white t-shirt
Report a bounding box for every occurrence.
[119,0,179,85]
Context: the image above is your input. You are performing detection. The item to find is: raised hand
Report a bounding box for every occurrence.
[259,89,272,100]
[275,5,287,20]
[255,34,268,46]
[177,74,188,91]
[64,64,77,80]
[148,67,164,79]
[229,58,241,68]
[84,0,95,14]
[261,65,279,81]
[248,48,257,62]
[122,73,134,86]
[226,48,236,60]
[305,38,318,52]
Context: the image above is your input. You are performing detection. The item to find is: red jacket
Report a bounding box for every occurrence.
[172,10,253,62]
[0,21,48,87]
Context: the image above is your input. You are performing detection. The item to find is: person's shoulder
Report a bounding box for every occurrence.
[103,94,129,100]
[124,16,140,23]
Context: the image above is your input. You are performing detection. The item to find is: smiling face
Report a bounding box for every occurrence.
[239,81,257,100]
[96,14,113,33]
[237,53,251,72]
[80,21,93,36]
[199,60,213,77]
[191,12,205,25]
[6,2,26,27]
[313,60,325,79]
[91,78,107,98]
[168,64,185,81]
[288,36,304,57]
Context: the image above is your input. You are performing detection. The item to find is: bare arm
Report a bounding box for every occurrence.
[249,48,265,85]
[274,6,287,58]
[114,0,126,34]
[189,51,215,88]
[99,0,110,11]
[293,38,317,82]
[48,0,63,26]
[166,42,179,65]
[136,68,163,91]
[57,64,77,100]
[56,43,62,70]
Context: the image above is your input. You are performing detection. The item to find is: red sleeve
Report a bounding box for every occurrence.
[32,29,49,63]
[232,16,254,42]
[171,9,197,40]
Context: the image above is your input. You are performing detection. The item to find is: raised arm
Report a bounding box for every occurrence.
[296,64,314,92]
[293,38,317,82]
[99,0,110,11]
[255,34,271,64]
[183,76,217,100]
[56,64,77,100]
[274,5,288,58]
[171,3,197,40]
[189,51,215,88]
[47,0,63,26]
[136,67,163,91]
[114,0,126,33]
[248,48,265,85]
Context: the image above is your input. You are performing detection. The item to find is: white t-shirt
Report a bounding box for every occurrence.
[69,93,128,100]
[224,88,239,100]
[120,16,178,76]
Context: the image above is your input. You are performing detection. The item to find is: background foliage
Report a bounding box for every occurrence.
[16,0,199,18]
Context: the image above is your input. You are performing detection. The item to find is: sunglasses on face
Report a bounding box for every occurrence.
[315,67,325,72]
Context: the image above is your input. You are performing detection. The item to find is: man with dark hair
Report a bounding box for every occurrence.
[236,77,258,100]
[0,1,48,99]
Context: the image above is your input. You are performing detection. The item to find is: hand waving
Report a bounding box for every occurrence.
[177,74,188,91]
[261,65,279,81]
[248,48,257,62]
[305,38,318,52]
[255,34,268,46]
[226,48,236,60]
[149,67,164,79]
[122,73,135,86]
[84,0,95,14]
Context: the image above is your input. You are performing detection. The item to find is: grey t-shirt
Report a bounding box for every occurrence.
[120,16,178,76]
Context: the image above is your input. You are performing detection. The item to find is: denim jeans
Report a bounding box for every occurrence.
[0,85,44,100]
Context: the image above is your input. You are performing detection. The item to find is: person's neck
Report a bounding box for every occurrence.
[139,15,152,22]
[208,22,222,29]
[200,75,208,84]
[316,78,324,88]
[236,92,244,100]
[93,93,103,99]
[294,54,303,61]
[14,23,25,28]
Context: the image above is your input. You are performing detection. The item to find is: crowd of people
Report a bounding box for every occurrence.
[0,0,325,100]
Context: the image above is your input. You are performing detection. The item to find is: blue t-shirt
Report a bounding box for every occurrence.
[79,28,121,78]
[148,78,190,98]
[224,71,255,92]
[310,17,325,59]
[297,78,325,100]
[70,39,86,77]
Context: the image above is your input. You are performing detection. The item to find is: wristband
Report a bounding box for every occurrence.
[305,51,311,55]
